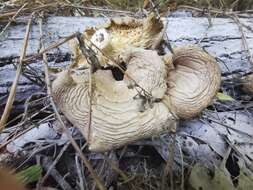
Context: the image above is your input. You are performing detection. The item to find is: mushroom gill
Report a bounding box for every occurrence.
[52,48,175,152]
[163,46,221,119]
[69,13,164,68]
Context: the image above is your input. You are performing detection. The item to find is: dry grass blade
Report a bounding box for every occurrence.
[177,4,253,18]
[0,3,57,19]
[231,13,253,66]
[161,128,177,190]
[103,154,128,180]
[37,142,70,189]
[63,4,134,15]
[0,3,28,37]
[76,33,97,143]
[176,5,227,15]
[179,146,185,190]
[40,156,72,190]
[38,18,107,190]
[103,153,137,190]
[86,66,93,143]
[0,12,34,130]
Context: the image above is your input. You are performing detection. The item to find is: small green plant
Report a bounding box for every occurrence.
[16,165,43,185]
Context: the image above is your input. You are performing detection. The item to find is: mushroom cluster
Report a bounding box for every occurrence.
[52,14,221,152]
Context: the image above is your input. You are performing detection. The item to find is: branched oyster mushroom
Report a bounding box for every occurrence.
[52,46,221,152]
[69,13,164,68]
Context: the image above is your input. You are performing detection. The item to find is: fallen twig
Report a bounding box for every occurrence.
[22,32,78,64]
[75,155,86,190]
[177,5,253,18]
[161,126,177,190]
[179,146,185,190]
[0,3,28,37]
[76,33,99,143]
[37,142,70,189]
[0,3,57,19]
[63,4,134,15]
[231,14,253,66]
[0,106,53,150]
[0,12,34,130]
[41,156,72,190]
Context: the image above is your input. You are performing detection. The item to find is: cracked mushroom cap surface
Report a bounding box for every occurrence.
[69,13,164,68]
[52,46,221,151]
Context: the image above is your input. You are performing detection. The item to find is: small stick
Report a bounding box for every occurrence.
[231,14,253,66]
[0,3,28,37]
[22,32,78,64]
[176,5,226,15]
[161,125,177,190]
[0,3,133,20]
[163,13,174,54]
[75,155,86,190]
[104,153,136,190]
[148,0,160,19]
[176,5,253,18]
[0,106,52,150]
[179,146,185,190]
[87,66,93,143]
[76,33,97,143]
[0,12,34,130]
[37,142,70,189]
[41,156,72,190]
[103,154,128,180]
[38,18,106,190]
[0,3,57,19]
[63,4,134,15]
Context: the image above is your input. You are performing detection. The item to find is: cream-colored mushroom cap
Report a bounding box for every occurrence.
[52,48,175,152]
[52,46,221,151]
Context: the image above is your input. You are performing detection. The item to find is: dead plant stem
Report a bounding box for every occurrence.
[0,12,34,130]
[0,3,28,37]
[231,14,253,66]
[22,32,78,64]
[161,128,177,190]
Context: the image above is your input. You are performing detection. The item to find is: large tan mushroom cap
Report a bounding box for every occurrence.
[69,13,164,68]
[52,46,221,151]
[163,46,221,119]
[52,48,175,152]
